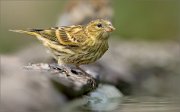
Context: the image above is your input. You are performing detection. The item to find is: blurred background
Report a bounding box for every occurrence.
[1,0,180,112]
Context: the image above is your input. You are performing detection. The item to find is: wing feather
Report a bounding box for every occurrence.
[10,25,87,47]
[55,25,86,46]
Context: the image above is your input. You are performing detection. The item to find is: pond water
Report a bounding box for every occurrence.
[60,96,180,112]
[60,84,180,112]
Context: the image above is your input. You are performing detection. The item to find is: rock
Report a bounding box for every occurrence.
[24,63,97,98]
[1,55,97,112]
[1,56,66,112]
[86,84,123,111]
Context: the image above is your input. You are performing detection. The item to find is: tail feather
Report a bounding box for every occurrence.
[9,29,56,46]
[9,29,40,37]
[9,29,30,33]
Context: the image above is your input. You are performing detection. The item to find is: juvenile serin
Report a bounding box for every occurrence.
[10,19,115,68]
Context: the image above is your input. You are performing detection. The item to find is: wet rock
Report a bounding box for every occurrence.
[84,84,123,111]
[60,84,123,112]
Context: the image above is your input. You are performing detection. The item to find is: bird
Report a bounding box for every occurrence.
[10,19,115,73]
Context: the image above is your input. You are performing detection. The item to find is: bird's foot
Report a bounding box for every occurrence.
[49,63,86,76]
[49,63,67,74]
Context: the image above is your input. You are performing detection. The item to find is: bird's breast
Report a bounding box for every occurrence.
[81,40,109,64]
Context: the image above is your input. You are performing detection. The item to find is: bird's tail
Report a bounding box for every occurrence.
[9,29,41,37]
[9,29,57,49]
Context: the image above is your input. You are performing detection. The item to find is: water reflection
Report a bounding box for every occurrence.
[121,97,180,112]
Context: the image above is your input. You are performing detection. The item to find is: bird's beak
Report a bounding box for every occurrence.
[105,26,115,32]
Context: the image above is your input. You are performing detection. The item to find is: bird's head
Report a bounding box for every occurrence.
[85,19,115,39]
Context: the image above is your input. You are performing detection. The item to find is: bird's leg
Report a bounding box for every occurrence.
[56,60,82,75]
[50,60,70,75]
[76,65,88,75]
[56,59,88,75]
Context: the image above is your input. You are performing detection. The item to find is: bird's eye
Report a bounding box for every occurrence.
[97,23,102,28]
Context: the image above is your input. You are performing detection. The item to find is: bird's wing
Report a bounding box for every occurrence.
[56,25,87,46]
[10,25,87,47]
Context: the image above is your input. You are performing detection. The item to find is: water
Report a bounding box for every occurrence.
[60,96,180,112]
[60,84,180,112]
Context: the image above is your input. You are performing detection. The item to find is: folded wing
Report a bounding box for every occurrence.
[10,25,87,47]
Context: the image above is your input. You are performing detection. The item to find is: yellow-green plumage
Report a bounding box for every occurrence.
[10,19,115,66]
